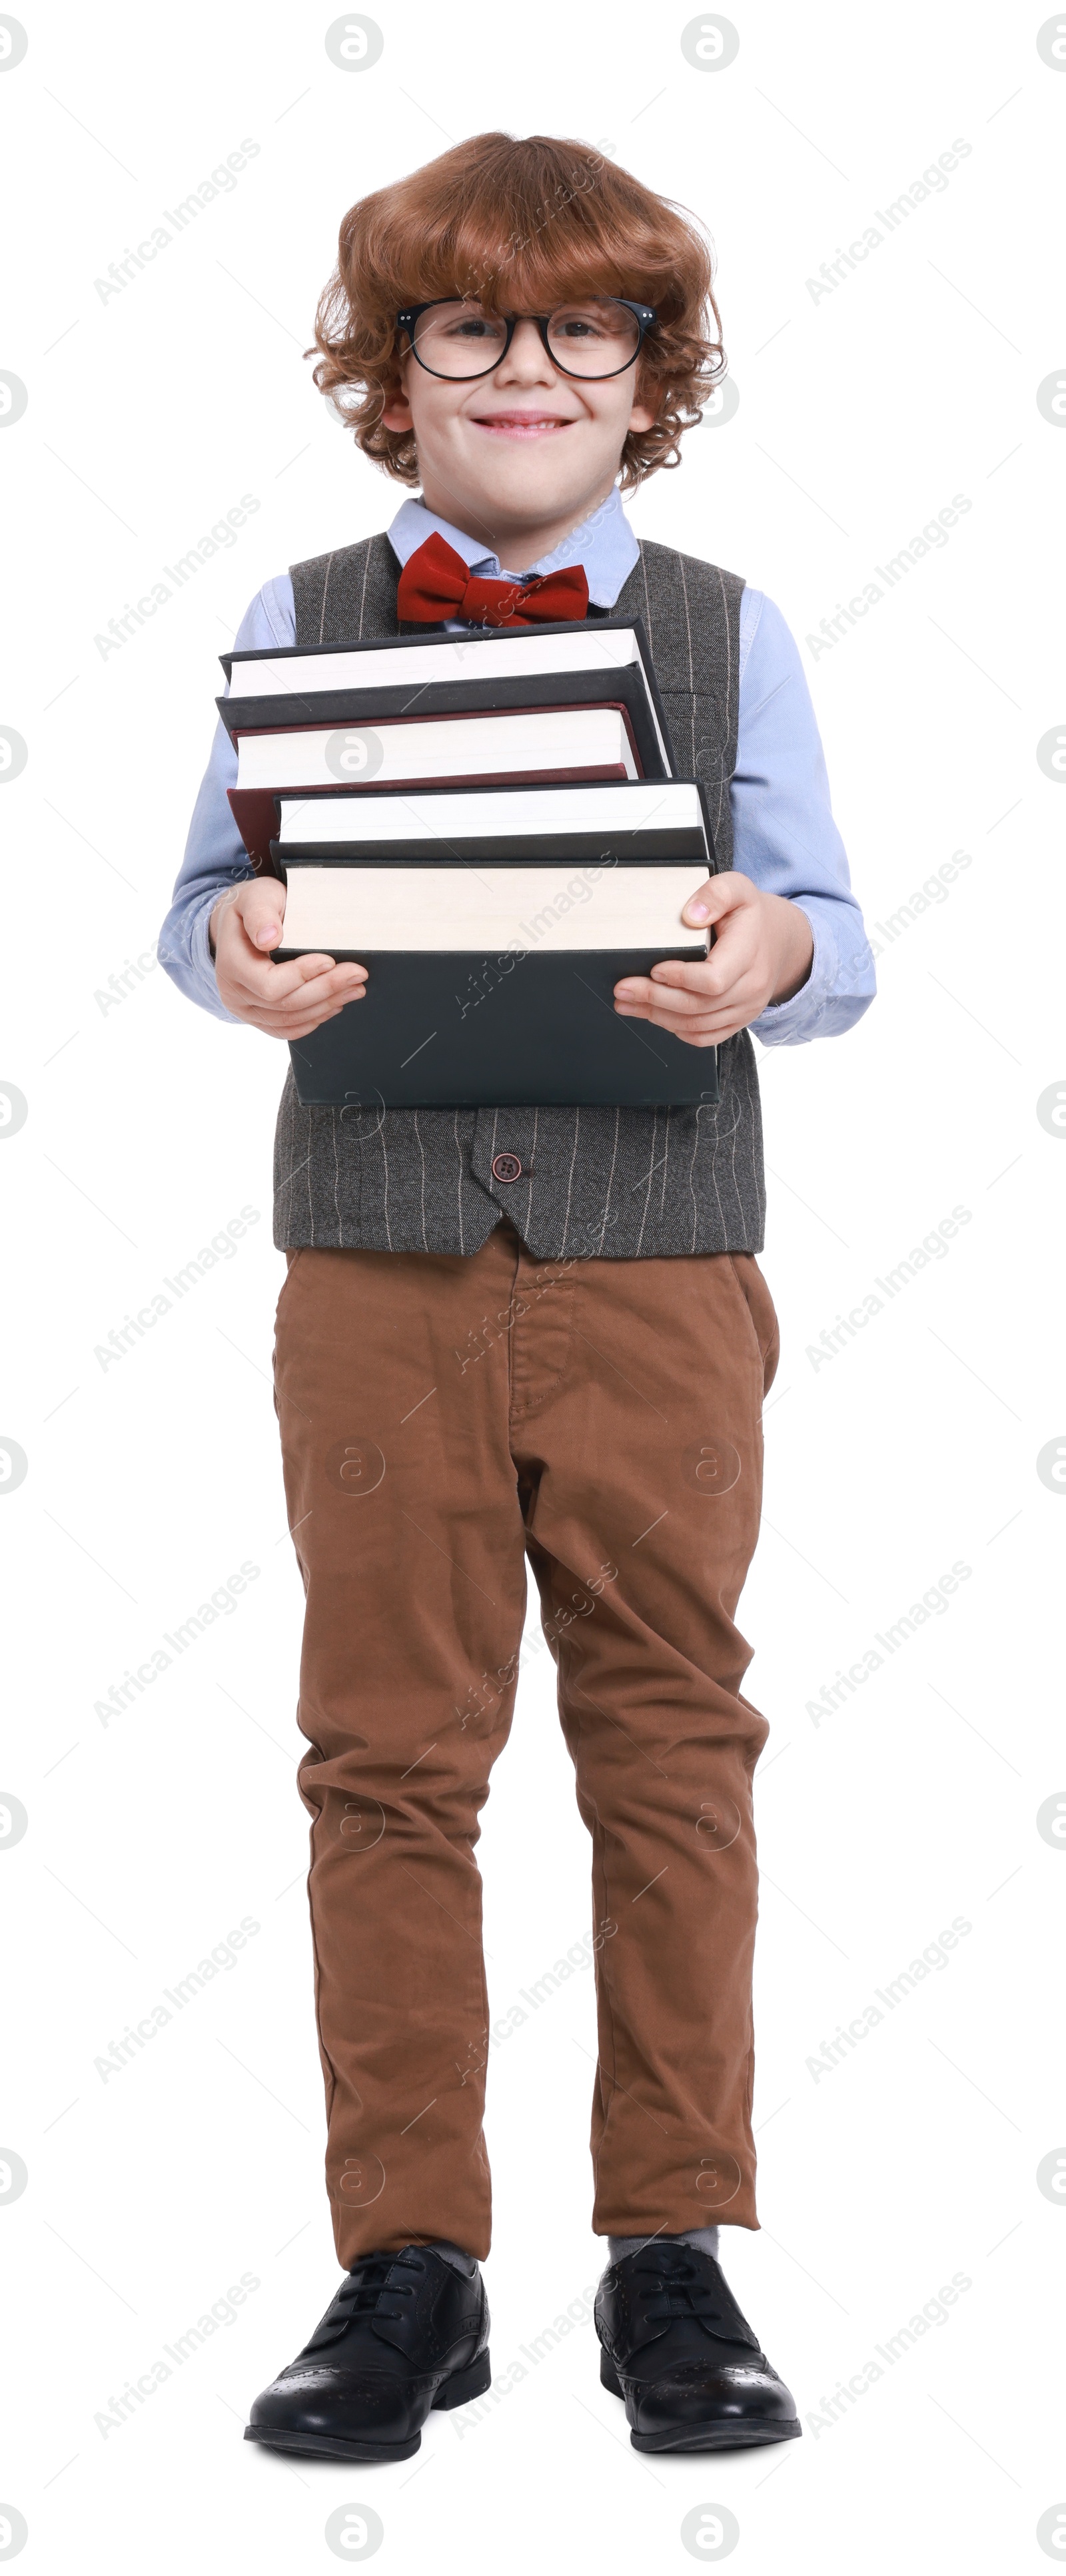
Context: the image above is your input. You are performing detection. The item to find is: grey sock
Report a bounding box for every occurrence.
[608,2226,721,2266]
[426,2239,478,2276]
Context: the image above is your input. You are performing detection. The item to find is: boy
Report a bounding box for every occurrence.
[161,131,874,2463]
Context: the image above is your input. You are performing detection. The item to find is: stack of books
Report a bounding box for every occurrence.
[218,618,720,1110]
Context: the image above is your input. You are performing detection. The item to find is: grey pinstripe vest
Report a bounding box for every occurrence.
[272,532,765,1259]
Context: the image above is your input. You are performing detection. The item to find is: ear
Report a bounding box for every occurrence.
[380,386,413,432]
[628,378,658,435]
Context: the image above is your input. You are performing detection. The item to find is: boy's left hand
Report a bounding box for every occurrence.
[614,873,814,1047]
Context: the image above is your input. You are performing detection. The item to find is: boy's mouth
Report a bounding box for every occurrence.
[468,412,575,439]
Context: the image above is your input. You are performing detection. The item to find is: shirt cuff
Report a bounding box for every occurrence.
[191,890,245,1024]
[750,904,829,1045]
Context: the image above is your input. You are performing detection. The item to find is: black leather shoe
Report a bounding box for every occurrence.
[595,2244,800,2452]
[245,2246,491,2463]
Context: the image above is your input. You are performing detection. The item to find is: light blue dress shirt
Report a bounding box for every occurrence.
[159,487,875,1045]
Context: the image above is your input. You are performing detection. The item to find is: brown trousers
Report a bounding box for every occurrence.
[272,1217,779,2267]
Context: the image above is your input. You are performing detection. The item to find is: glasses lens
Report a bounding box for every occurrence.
[546,300,641,376]
[411,302,510,377]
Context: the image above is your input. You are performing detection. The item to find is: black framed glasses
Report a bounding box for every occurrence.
[394,297,657,382]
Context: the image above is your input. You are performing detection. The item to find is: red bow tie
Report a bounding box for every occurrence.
[396,531,589,629]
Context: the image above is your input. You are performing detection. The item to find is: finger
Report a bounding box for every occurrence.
[623,1005,748,1041]
[252,1000,366,1042]
[233,954,367,1006]
[654,935,759,992]
[616,954,747,1006]
[229,877,288,948]
[245,905,286,950]
[253,995,366,1038]
[255,966,368,1014]
[274,950,368,990]
[681,870,756,926]
[620,1004,721,1046]
[615,1001,742,1047]
[616,971,753,1018]
[264,1008,360,1040]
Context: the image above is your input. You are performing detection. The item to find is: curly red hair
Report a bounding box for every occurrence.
[308,131,726,489]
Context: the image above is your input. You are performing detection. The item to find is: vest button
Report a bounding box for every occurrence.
[491,1152,523,1184]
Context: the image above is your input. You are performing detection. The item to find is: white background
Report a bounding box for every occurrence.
[1,4,1062,2570]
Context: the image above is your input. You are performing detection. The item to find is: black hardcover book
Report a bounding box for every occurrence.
[270,780,718,1111]
[226,703,642,872]
[219,615,676,783]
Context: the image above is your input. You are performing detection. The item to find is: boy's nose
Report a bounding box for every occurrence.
[494,318,560,380]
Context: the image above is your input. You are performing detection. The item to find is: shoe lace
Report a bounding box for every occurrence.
[333,2250,426,2324]
[631,2251,729,2328]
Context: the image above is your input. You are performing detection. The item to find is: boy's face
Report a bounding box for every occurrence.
[380,310,656,552]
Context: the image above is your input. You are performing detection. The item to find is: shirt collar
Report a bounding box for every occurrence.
[386,486,638,611]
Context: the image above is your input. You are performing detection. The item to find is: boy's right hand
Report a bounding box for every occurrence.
[209,878,367,1038]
